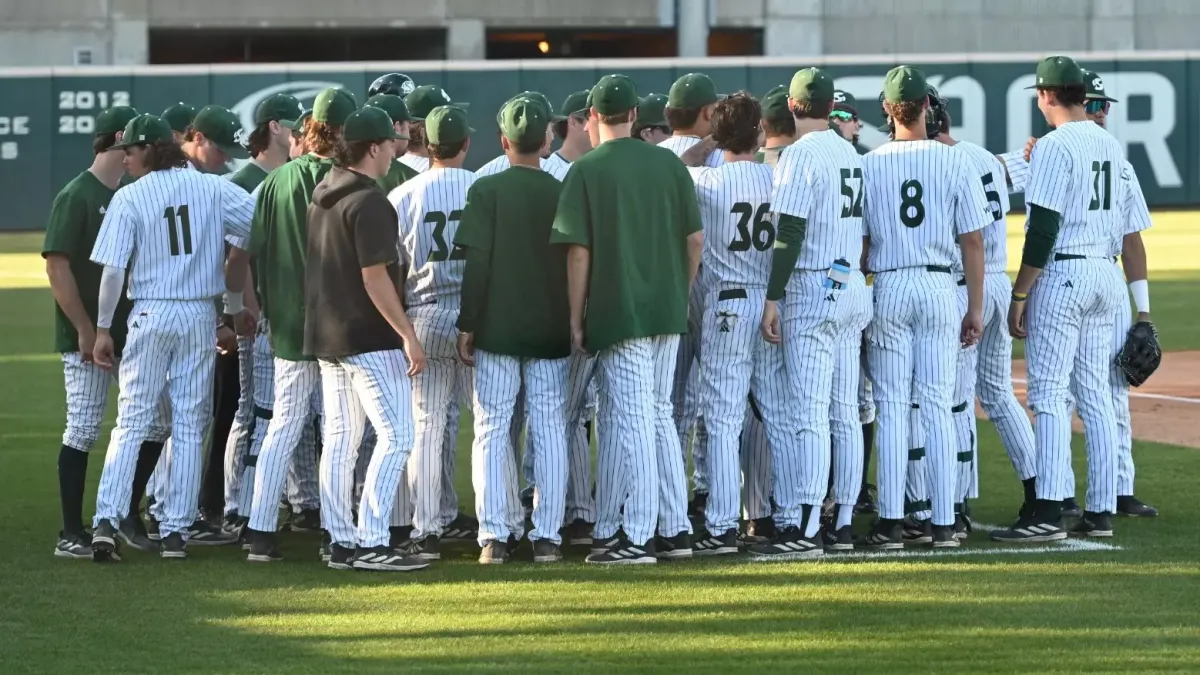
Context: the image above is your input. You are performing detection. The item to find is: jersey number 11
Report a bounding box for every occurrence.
[163,204,193,256]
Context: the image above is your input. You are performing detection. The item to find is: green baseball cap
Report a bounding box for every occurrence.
[312,88,357,126]
[114,114,175,148]
[342,106,404,142]
[789,68,835,104]
[405,85,468,121]
[668,72,722,109]
[761,85,790,122]
[366,94,413,124]
[634,93,669,128]
[191,105,250,159]
[1029,55,1085,89]
[95,106,139,135]
[1081,69,1118,102]
[254,93,305,127]
[161,103,198,133]
[289,110,312,132]
[833,90,858,114]
[591,74,638,116]
[516,91,563,121]
[561,90,590,118]
[500,98,549,145]
[883,66,928,103]
[425,105,473,145]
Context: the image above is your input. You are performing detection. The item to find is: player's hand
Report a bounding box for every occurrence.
[93,329,115,371]
[78,325,97,363]
[403,336,427,377]
[760,300,782,345]
[1023,136,1038,162]
[1008,300,1028,339]
[233,308,258,338]
[457,332,475,367]
[571,322,586,354]
[960,309,983,347]
[216,325,237,354]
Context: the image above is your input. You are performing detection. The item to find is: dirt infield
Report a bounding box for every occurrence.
[1005,351,1200,449]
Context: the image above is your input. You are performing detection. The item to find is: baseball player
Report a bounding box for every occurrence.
[476,92,557,178]
[859,65,989,550]
[687,92,796,557]
[660,73,724,167]
[283,105,429,572]
[453,97,570,564]
[162,103,198,144]
[88,113,256,561]
[366,94,418,195]
[402,86,466,173]
[544,90,591,180]
[288,110,311,159]
[388,105,477,561]
[243,87,355,560]
[632,93,671,144]
[755,85,794,166]
[220,93,302,534]
[368,72,417,99]
[829,91,863,149]
[551,74,703,564]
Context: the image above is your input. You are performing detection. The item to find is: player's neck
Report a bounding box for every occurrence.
[557,139,587,162]
[934,133,958,147]
[506,152,541,169]
[88,152,125,190]
[1046,106,1088,128]
[763,135,795,149]
[794,118,827,138]
[255,145,289,172]
[431,157,465,170]
[892,123,927,141]
[406,147,429,158]
[671,128,703,139]
[598,124,632,144]
[722,150,756,163]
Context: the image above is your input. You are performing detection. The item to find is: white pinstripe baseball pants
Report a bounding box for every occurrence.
[830,273,873,510]
[61,353,171,452]
[222,334,255,516]
[93,299,215,538]
[564,352,597,523]
[319,350,415,548]
[739,408,772,521]
[247,355,321,533]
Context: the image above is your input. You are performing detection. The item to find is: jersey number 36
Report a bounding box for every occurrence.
[728,202,774,252]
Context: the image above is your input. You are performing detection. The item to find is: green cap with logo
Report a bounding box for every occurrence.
[312,88,357,126]
[882,66,928,103]
[668,72,722,109]
[761,85,790,122]
[515,91,563,121]
[634,93,669,128]
[561,90,590,118]
[114,114,175,148]
[1029,55,1085,89]
[254,93,305,127]
[191,105,249,159]
[366,94,413,124]
[342,106,405,142]
[591,74,638,116]
[1081,69,1118,102]
[95,106,139,136]
[833,90,857,114]
[406,85,468,121]
[500,97,550,145]
[789,68,835,104]
[161,103,198,133]
[425,105,473,145]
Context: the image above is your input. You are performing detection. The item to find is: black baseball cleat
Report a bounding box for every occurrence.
[821,525,854,552]
[405,535,441,561]
[352,546,430,572]
[989,516,1067,543]
[91,521,121,562]
[389,525,413,551]
[1061,497,1083,519]
[1116,496,1158,517]
[902,515,933,544]
[687,492,708,522]
[585,533,657,565]
[565,519,593,547]
[742,516,776,545]
[222,512,245,534]
[590,533,621,555]
[954,513,972,541]
[289,508,321,532]
[932,525,959,548]
[246,530,282,563]
[145,514,161,542]
[749,526,824,560]
[55,531,93,560]
[326,543,355,570]
[862,519,904,550]
[855,484,878,514]
[187,519,238,546]
[479,539,510,565]
[519,487,535,516]
[1070,512,1114,537]
[532,539,563,563]
[692,528,739,556]
[159,532,187,560]
[656,531,693,560]
[117,516,157,552]
[442,514,479,541]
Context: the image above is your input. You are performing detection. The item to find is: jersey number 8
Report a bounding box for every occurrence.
[728,202,774,252]
[899,179,924,228]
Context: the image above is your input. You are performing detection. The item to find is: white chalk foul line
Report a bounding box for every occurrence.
[804,522,1121,561]
[1011,377,1200,405]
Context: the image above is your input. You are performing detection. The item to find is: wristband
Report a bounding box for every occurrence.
[1129,279,1149,313]
[224,291,244,315]
[1011,291,1028,302]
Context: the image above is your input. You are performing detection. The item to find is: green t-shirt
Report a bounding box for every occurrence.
[249,154,334,361]
[550,137,701,352]
[227,161,269,193]
[377,158,420,195]
[454,166,570,360]
[42,171,132,354]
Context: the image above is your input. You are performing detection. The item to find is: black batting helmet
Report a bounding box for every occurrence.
[925,84,949,139]
[368,73,416,99]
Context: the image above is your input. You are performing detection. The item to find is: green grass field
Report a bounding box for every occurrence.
[2,217,1199,674]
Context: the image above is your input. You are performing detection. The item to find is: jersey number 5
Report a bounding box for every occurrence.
[840,168,863,218]
[899,179,924,228]
[425,210,466,262]
[163,205,193,256]
[728,202,774,252]
[981,172,1002,222]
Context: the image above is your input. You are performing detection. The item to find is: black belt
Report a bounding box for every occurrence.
[717,289,747,301]
[879,265,952,274]
[1054,253,1115,262]
[254,406,273,420]
[951,401,969,413]
[957,278,966,286]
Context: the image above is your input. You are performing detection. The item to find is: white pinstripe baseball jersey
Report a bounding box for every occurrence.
[955,141,1011,274]
[543,151,572,181]
[659,135,724,168]
[390,167,477,306]
[1115,160,1152,256]
[475,155,549,178]
[771,129,865,270]
[862,140,992,271]
[997,150,1030,194]
[90,166,254,300]
[399,153,430,173]
[692,162,775,288]
[1026,120,1127,258]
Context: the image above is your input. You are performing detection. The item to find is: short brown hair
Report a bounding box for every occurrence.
[93,133,118,156]
[334,139,377,167]
[710,91,760,155]
[789,99,833,120]
[762,115,795,138]
[136,139,188,171]
[427,140,466,161]
[883,100,925,127]
[664,106,701,130]
[598,111,632,126]
[303,121,341,157]
[1041,85,1087,107]
[246,122,272,157]
[552,119,569,141]
[408,121,426,148]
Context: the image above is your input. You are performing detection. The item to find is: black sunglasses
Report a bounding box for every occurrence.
[1085,99,1111,115]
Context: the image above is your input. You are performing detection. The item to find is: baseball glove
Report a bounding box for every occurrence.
[1117,320,1162,387]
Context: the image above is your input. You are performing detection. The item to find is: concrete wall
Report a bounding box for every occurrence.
[2,0,1200,66]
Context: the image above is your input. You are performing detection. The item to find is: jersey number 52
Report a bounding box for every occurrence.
[728,202,774,252]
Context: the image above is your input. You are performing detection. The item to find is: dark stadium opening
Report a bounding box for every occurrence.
[487,29,762,59]
[149,29,447,64]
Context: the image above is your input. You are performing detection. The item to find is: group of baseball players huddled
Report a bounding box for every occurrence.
[44,53,1160,572]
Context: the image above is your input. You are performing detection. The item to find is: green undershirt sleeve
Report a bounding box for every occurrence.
[456,246,490,334]
[1021,203,1061,270]
[766,214,806,301]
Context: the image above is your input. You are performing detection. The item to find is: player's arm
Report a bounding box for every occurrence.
[353,196,425,377]
[1120,162,1152,321]
[676,164,704,289]
[43,192,97,357]
[88,193,137,369]
[766,148,816,301]
[551,168,592,351]
[1009,138,1069,337]
[453,183,495,366]
[953,156,994,346]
